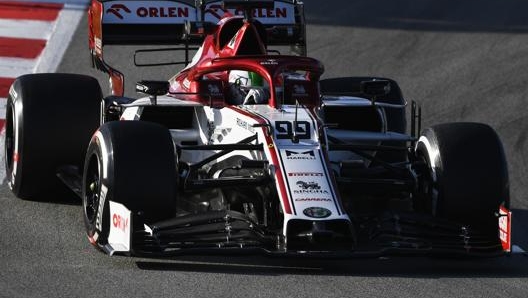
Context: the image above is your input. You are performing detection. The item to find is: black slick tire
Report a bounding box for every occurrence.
[4,73,101,199]
[82,121,178,248]
[415,122,509,230]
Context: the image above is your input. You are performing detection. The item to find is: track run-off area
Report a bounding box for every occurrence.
[2,1,528,298]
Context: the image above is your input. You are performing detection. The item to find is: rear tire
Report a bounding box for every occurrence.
[415,122,509,229]
[4,73,101,199]
[82,121,178,247]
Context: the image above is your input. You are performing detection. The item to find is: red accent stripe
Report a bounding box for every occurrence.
[228,106,293,214]
[0,119,5,132]
[0,37,46,59]
[0,1,63,21]
[0,77,15,98]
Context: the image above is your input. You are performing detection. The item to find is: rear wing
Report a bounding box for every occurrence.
[89,0,305,45]
[88,0,306,96]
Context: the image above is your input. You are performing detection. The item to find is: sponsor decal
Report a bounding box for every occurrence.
[204,1,295,24]
[285,150,316,160]
[296,181,321,189]
[260,59,278,65]
[106,3,131,19]
[108,201,131,252]
[236,118,255,132]
[112,213,129,232]
[8,85,17,99]
[103,1,195,24]
[498,205,511,252]
[293,181,329,194]
[136,6,189,18]
[275,121,310,139]
[295,198,331,202]
[288,172,324,177]
[95,184,108,231]
[94,37,103,55]
[303,207,332,218]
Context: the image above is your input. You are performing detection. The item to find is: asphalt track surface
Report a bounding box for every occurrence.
[2,0,528,297]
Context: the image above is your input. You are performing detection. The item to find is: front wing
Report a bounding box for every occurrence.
[103,201,511,258]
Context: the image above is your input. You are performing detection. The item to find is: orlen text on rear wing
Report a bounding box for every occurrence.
[88,0,306,96]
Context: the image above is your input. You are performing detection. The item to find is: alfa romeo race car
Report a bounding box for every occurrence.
[4,0,512,257]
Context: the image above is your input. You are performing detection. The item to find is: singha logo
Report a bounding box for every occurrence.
[296,181,321,190]
[106,4,131,19]
[293,181,329,195]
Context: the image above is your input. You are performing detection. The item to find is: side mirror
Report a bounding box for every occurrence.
[360,80,391,98]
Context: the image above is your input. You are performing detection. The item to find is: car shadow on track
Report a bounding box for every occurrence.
[0,184,82,206]
[135,254,528,278]
[303,0,528,33]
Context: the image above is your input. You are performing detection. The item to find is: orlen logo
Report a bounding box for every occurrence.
[106,4,131,19]
[205,4,289,21]
[106,3,190,19]
[136,6,189,18]
[112,213,129,232]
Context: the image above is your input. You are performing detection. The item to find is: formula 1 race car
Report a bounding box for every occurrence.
[4,0,512,257]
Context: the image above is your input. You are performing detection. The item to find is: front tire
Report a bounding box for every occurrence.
[82,121,178,248]
[415,122,509,229]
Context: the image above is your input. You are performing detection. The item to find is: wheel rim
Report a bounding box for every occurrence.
[84,157,100,226]
[415,147,438,215]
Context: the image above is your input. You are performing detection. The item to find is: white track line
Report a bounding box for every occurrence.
[34,3,86,73]
[0,19,54,39]
[0,2,88,184]
[0,57,37,78]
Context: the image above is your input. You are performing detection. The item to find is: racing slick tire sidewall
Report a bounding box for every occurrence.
[82,121,178,247]
[415,122,509,230]
[4,74,102,199]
